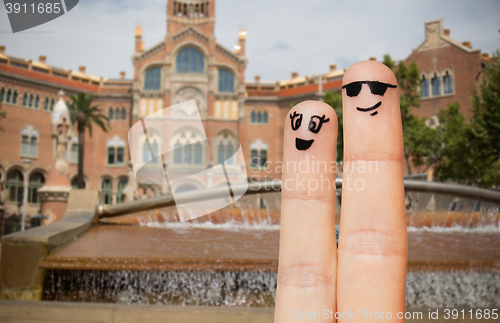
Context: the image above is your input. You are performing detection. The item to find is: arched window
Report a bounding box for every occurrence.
[151,139,159,163]
[431,73,440,96]
[263,111,268,123]
[217,142,225,164]
[114,107,120,120]
[257,111,262,123]
[28,172,45,204]
[144,67,161,90]
[121,107,127,120]
[102,179,112,205]
[12,90,18,104]
[174,141,182,164]
[142,142,150,163]
[50,98,55,111]
[218,69,234,92]
[117,178,128,203]
[194,142,202,164]
[7,169,23,202]
[21,125,39,158]
[443,71,453,94]
[108,107,113,120]
[421,75,429,98]
[249,139,268,168]
[250,111,256,123]
[71,176,86,189]
[44,97,49,111]
[107,135,126,165]
[34,95,40,109]
[0,87,4,102]
[28,94,34,107]
[176,48,204,73]
[6,89,12,103]
[225,142,234,165]
[183,144,193,164]
[22,92,28,106]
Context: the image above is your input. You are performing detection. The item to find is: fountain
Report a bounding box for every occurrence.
[1,180,500,309]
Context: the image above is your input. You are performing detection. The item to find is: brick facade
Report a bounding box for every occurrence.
[0,5,490,220]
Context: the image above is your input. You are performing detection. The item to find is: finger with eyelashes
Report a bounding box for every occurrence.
[275,101,338,322]
[337,61,407,321]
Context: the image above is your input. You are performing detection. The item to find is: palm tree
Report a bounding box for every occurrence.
[67,92,110,189]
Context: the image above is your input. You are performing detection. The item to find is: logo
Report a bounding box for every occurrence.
[3,0,79,33]
[128,100,248,222]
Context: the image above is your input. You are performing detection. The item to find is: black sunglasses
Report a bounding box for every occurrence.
[342,81,397,97]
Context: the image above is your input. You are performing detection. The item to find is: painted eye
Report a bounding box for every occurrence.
[308,115,330,133]
[290,111,303,131]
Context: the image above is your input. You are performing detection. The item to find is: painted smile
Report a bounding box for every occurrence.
[356,101,382,116]
[295,138,314,150]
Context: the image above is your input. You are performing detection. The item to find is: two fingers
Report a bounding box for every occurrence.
[275,61,407,322]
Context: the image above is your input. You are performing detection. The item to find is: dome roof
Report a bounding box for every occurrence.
[52,90,70,123]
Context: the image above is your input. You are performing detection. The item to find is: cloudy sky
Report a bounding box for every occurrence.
[0,0,499,82]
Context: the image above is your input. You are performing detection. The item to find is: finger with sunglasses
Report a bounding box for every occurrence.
[275,60,406,322]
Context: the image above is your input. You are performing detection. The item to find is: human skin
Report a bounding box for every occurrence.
[275,61,407,322]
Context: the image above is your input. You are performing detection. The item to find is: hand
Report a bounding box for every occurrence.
[275,61,407,322]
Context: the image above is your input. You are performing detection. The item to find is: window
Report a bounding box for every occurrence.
[44,97,49,111]
[218,69,234,92]
[421,75,429,98]
[114,107,120,120]
[28,94,33,108]
[34,95,40,109]
[6,89,12,103]
[70,143,78,163]
[251,110,268,124]
[121,107,126,120]
[176,48,204,74]
[20,125,39,158]
[217,142,225,165]
[225,142,234,165]
[443,71,453,94]
[151,139,159,163]
[28,172,45,204]
[107,147,124,165]
[250,140,268,168]
[107,136,126,166]
[108,107,113,120]
[7,170,24,202]
[22,92,28,106]
[431,73,441,96]
[194,142,202,164]
[144,67,161,90]
[12,90,18,104]
[117,178,127,203]
[50,98,54,111]
[174,141,182,164]
[142,142,150,163]
[102,179,112,205]
[71,176,86,189]
[0,88,4,102]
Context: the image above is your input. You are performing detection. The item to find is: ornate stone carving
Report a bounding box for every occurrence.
[174,87,206,116]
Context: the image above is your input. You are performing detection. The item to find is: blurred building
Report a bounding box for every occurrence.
[0,0,492,220]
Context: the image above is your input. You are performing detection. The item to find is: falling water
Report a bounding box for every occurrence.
[46,190,500,308]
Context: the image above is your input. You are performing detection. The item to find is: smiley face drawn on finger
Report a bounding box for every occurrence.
[290,111,330,151]
[342,81,397,117]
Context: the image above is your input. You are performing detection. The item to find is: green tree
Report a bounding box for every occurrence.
[469,53,500,188]
[323,91,343,162]
[67,92,110,189]
[383,54,438,175]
